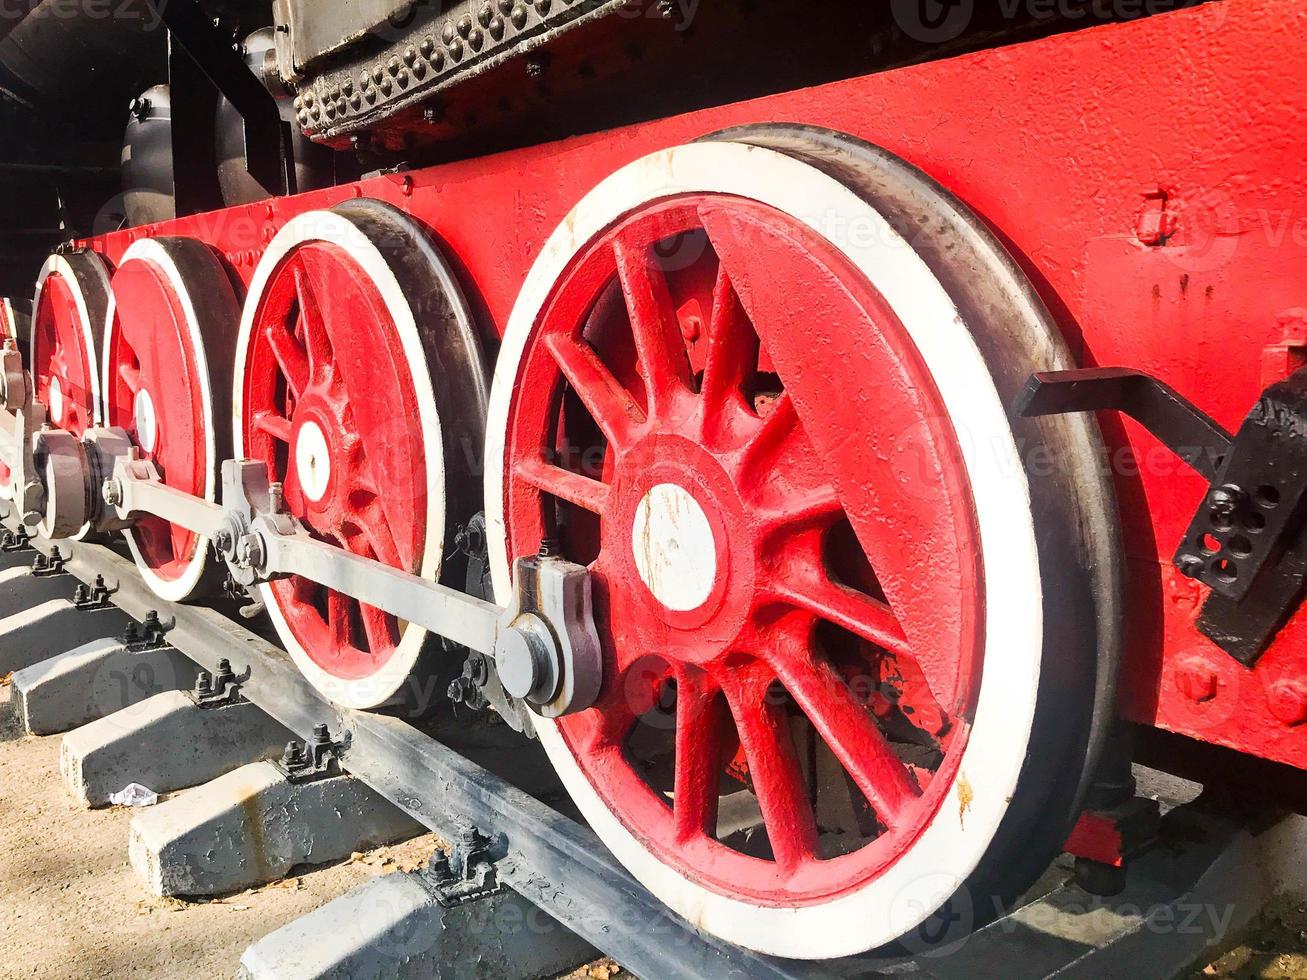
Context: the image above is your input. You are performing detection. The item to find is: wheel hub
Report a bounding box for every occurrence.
[133,388,158,454]
[630,482,717,611]
[47,374,63,425]
[293,417,334,504]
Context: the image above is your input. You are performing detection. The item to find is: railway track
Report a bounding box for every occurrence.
[1,502,1303,979]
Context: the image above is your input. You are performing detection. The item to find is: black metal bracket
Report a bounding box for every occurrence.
[31,546,67,577]
[275,723,348,783]
[1018,367,1307,666]
[119,610,174,652]
[0,527,32,552]
[193,658,246,709]
[72,574,116,611]
[146,0,296,199]
[423,827,504,907]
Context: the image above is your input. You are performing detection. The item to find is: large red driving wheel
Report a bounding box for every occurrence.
[485,132,1119,958]
[103,238,240,601]
[28,253,110,532]
[234,201,487,710]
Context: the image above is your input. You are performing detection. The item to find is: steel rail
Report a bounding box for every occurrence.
[0,505,831,980]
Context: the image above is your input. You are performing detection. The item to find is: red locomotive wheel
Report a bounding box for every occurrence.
[104,238,241,601]
[235,201,487,710]
[27,253,110,530]
[486,132,1119,958]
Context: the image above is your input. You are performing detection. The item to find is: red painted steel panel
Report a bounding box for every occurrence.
[80,0,1307,766]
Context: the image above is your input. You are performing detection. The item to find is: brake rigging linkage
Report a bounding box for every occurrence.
[1018,365,1307,666]
[0,339,601,719]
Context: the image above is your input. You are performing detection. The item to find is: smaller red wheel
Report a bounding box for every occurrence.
[30,254,109,437]
[28,253,110,533]
[103,238,240,601]
[234,201,487,709]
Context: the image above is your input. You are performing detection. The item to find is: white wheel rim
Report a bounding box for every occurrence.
[105,238,225,603]
[232,207,447,710]
[32,253,110,540]
[483,142,1044,959]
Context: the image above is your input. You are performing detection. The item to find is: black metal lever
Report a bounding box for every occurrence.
[1017,365,1307,666]
[1016,368,1233,480]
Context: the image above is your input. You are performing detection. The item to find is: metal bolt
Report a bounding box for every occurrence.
[195,671,213,696]
[312,723,331,745]
[429,848,453,881]
[269,481,284,512]
[1268,680,1307,726]
[237,533,265,570]
[281,740,305,768]
[537,537,558,557]
[1175,657,1219,703]
[102,478,123,508]
[1177,554,1205,579]
[525,56,545,78]
[1208,484,1244,519]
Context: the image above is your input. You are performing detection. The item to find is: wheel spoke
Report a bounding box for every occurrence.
[759,483,844,537]
[354,494,404,569]
[117,361,142,395]
[776,652,920,830]
[515,456,610,515]
[292,262,333,378]
[544,333,645,450]
[697,253,757,426]
[262,319,310,398]
[736,391,799,482]
[252,409,293,444]
[771,561,912,661]
[326,590,355,648]
[612,234,694,418]
[673,668,724,843]
[359,601,396,655]
[720,668,819,872]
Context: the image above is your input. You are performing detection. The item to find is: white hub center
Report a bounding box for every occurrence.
[295,420,332,502]
[133,389,158,454]
[48,376,63,425]
[631,483,717,611]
